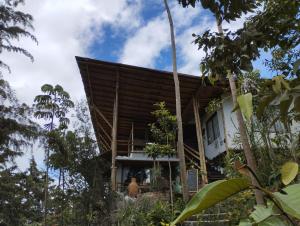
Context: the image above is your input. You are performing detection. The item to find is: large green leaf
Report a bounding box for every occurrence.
[256,94,276,118]
[280,162,299,185]
[170,178,250,225]
[237,93,253,121]
[250,204,273,223]
[239,219,252,226]
[258,216,289,226]
[273,184,300,220]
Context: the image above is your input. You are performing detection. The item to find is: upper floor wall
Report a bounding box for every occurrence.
[201,96,300,160]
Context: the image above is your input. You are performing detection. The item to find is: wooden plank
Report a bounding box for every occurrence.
[98,133,110,152]
[95,117,112,142]
[193,97,208,184]
[94,106,112,129]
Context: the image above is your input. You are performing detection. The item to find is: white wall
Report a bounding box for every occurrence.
[221,96,240,149]
[201,96,300,160]
[201,101,228,160]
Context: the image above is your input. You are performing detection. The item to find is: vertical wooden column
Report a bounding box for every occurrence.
[221,99,229,153]
[193,97,208,185]
[111,71,119,191]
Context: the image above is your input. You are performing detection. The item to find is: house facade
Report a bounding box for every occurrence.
[76,56,299,194]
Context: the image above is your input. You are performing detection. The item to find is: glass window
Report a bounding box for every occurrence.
[206,113,220,144]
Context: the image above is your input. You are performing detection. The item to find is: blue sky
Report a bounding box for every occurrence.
[87,1,271,76]
[2,0,273,170]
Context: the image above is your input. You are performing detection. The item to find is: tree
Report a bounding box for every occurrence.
[163,0,189,202]
[145,102,177,207]
[0,0,37,73]
[171,162,300,226]
[178,0,300,204]
[34,84,74,226]
[0,76,39,166]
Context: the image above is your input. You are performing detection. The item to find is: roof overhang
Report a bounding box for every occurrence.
[76,56,225,154]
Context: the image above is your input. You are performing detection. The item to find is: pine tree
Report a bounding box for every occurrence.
[0,0,37,73]
[0,77,39,166]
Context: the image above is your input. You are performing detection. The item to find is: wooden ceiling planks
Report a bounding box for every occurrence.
[76,56,224,154]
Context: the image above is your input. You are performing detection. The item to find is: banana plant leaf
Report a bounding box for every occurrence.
[273,184,300,220]
[280,162,299,185]
[170,178,250,225]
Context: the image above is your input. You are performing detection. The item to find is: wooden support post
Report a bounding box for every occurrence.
[111,72,119,191]
[193,97,208,185]
[221,99,229,153]
[131,122,134,153]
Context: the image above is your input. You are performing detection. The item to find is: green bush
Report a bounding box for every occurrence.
[117,197,177,226]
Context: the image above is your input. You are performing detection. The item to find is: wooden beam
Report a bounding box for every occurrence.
[193,97,208,185]
[98,134,110,152]
[111,71,119,191]
[221,99,229,153]
[182,81,203,120]
[95,117,112,142]
[94,106,112,129]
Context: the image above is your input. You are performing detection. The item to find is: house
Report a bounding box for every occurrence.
[76,56,300,194]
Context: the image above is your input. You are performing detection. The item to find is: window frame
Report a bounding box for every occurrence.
[206,112,220,145]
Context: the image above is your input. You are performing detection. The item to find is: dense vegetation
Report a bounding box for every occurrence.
[0,0,299,225]
[0,77,113,225]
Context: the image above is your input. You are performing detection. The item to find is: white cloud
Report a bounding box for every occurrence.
[2,0,142,104]
[2,0,142,168]
[119,15,169,67]
[119,2,200,68]
[177,16,214,75]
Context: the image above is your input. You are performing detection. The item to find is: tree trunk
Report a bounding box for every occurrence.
[163,0,189,202]
[228,74,264,205]
[43,148,49,226]
[216,15,264,205]
[62,168,65,226]
[59,169,61,188]
[44,113,55,226]
[168,161,174,213]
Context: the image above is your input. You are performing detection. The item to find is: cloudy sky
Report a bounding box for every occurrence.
[3,0,272,169]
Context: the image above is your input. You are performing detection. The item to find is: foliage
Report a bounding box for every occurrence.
[187,0,299,82]
[117,197,174,226]
[266,48,300,78]
[0,0,37,73]
[171,162,300,225]
[237,93,253,121]
[171,178,250,225]
[280,162,299,185]
[34,84,74,130]
[0,159,45,226]
[178,0,257,23]
[0,77,39,165]
[145,102,177,159]
[205,98,222,114]
[256,76,300,125]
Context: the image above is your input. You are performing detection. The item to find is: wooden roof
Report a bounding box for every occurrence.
[76,56,224,154]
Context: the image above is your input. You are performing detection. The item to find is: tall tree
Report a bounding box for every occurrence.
[0,0,37,72]
[33,84,74,226]
[163,0,189,202]
[0,78,43,225]
[178,0,261,204]
[145,102,177,209]
[178,0,299,204]
[0,76,39,166]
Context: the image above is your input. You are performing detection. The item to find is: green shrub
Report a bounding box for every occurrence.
[117,197,176,226]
